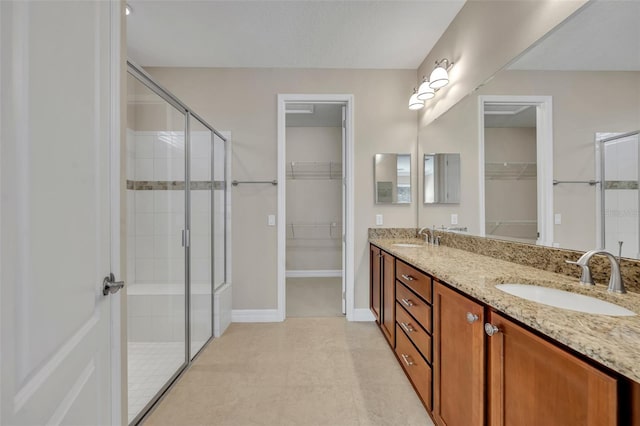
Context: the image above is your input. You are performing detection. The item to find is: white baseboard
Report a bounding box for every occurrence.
[232,309,281,323]
[286,269,342,278]
[351,308,375,322]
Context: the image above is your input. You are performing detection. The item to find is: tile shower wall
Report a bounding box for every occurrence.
[127,129,213,342]
[604,135,639,258]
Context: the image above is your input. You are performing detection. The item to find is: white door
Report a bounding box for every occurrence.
[1,1,120,425]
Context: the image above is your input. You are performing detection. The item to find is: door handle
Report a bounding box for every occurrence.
[103,273,125,296]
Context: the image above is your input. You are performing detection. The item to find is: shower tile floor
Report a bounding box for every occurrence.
[128,342,185,424]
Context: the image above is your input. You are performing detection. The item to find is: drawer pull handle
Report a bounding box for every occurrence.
[400,322,415,333]
[466,312,479,324]
[485,323,500,337]
[401,354,414,366]
[401,298,414,307]
[401,274,415,281]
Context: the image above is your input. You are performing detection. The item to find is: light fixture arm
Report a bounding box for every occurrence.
[434,58,454,71]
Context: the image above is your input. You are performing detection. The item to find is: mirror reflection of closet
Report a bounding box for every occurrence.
[424,153,460,204]
[374,153,412,204]
[484,104,538,243]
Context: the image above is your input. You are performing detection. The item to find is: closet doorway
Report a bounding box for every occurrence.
[277,95,354,321]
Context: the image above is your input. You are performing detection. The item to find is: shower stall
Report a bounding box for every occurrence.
[597,130,640,259]
[125,63,229,424]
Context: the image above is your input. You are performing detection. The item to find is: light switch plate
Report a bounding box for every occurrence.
[268,214,276,226]
[554,213,562,225]
[375,214,383,226]
[451,214,458,225]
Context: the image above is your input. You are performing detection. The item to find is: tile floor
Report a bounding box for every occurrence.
[128,342,185,423]
[142,318,434,426]
[286,277,343,317]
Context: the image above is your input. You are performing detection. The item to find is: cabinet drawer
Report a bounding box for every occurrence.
[396,281,432,333]
[396,324,433,411]
[396,260,432,303]
[396,302,432,363]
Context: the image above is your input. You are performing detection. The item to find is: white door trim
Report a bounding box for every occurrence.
[478,95,554,246]
[277,94,355,321]
[109,2,123,424]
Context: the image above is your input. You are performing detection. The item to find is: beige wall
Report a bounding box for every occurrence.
[145,67,419,310]
[418,70,640,251]
[417,0,587,127]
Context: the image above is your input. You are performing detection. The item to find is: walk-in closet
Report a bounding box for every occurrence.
[285,104,345,317]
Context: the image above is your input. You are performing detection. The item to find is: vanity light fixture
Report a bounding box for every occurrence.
[125,4,132,15]
[408,88,425,110]
[408,58,454,110]
[429,58,453,89]
[417,78,435,101]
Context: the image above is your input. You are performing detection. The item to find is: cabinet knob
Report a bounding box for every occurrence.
[401,274,415,281]
[466,312,479,324]
[484,323,500,336]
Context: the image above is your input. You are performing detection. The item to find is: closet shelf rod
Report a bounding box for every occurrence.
[553,180,599,186]
[232,180,278,186]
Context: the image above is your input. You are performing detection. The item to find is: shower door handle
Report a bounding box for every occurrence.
[103,273,125,296]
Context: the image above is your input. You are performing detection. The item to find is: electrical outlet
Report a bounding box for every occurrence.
[451,214,458,225]
[376,214,383,226]
[268,214,276,226]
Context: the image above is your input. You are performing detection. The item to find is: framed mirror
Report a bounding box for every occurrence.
[374,153,411,204]
[424,153,460,204]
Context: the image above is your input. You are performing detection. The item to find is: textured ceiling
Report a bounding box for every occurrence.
[126,1,466,69]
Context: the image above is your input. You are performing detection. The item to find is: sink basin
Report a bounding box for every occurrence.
[495,284,636,317]
[392,243,424,248]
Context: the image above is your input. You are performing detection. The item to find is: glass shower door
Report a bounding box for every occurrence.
[126,72,188,424]
[189,116,213,358]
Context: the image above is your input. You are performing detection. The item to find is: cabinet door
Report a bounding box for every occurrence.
[433,282,485,426]
[380,251,395,346]
[486,311,618,426]
[370,245,381,323]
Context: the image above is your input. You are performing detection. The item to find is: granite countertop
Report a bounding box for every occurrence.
[370,237,640,384]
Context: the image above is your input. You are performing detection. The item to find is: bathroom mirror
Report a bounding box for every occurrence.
[374,153,411,204]
[416,0,640,257]
[424,153,460,204]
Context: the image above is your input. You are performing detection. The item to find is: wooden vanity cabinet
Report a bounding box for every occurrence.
[394,260,434,411]
[369,245,381,324]
[433,281,485,426]
[380,249,395,345]
[486,310,619,426]
[370,248,628,426]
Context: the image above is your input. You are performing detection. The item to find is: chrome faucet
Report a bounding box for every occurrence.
[417,227,430,243]
[566,250,626,294]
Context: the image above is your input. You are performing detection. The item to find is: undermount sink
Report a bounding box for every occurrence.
[392,243,424,248]
[496,284,636,317]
